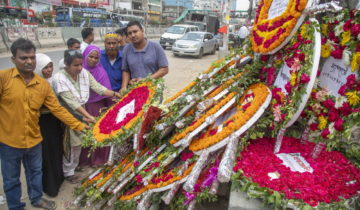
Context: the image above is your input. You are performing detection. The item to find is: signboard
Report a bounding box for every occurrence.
[77,0,109,5]
[274,63,292,95]
[276,153,313,173]
[50,0,62,6]
[268,0,290,19]
[319,57,355,97]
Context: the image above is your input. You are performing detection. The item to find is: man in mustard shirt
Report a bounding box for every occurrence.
[0,38,87,210]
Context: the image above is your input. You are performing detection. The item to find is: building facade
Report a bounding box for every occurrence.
[192,0,221,10]
[162,5,186,21]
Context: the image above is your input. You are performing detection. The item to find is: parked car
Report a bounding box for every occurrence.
[172,32,218,58]
[213,33,242,50]
[160,24,199,49]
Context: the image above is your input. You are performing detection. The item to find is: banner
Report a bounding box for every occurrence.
[50,0,62,6]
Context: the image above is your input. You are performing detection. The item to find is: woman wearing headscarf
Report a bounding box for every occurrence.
[79,45,114,167]
[34,53,64,197]
[52,49,121,183]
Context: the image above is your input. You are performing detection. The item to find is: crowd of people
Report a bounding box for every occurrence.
[0,20,169,210]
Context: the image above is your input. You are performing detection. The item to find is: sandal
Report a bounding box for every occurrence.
[65,175,81,184]
[32,198,57,210]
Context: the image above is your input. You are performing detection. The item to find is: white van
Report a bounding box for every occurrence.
[160,24,199,49]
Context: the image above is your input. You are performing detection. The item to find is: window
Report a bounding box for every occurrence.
[186,28,190,33]
[208,34,213,39]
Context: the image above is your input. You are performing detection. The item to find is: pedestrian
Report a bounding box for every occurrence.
[238,24,249,45]
[34,53,65,197]
[59,38,81,70]
[80,27,94,52]
[100,32,123,91]
[0,38,87,210]
[52,49,121,183]
[79,45,114,167]
[114,27,128,50]
[121,21,169,92]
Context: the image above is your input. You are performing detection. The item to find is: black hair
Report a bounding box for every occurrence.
[81,27,94,40]
[66,38,80,48]
[64,50,82,66]
[10,38,36,57]
[126,21,143,32]
[115,27,127,36]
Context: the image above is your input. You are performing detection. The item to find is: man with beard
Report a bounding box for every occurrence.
[100,32,123,91]
[121,21,168,92]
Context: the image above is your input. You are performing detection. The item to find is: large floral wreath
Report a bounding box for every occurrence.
[320,9,360,72]
[83,79,164,148]
[255,20,317,133]
[251,0,308,54]
[232,137,360,209]
[189,83,271,152]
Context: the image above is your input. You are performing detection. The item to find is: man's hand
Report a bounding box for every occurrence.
[129,78,142,85]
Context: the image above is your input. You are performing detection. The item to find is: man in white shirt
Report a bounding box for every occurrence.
[58,38,81,70]
[238,24,249,45]
[80,27,94,52]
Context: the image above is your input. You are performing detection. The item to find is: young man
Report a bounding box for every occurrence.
[114,27,128,51]
[121,21,169,92]
[80,27,94,52]
[0,38,87,210]
[59,38,81,70]
[238,24,249,45]
[100,32,123,91]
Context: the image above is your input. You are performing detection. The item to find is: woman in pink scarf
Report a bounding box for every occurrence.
[79,45,114,167]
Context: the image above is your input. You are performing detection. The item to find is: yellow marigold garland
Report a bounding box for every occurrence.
[169,91,237,145]
[146,163,194,189]
[119,186,148,201]
[189,83,270,151]
[206,73,243,98]
[92,82,156,142]
[251,0,308,53]
[119,163,195,201]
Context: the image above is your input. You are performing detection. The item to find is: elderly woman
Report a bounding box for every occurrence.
[52,49,121,183]
[79,45,114,167]
[34,53,64,197]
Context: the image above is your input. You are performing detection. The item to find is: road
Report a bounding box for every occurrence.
[0,42,222,98]
[0,45,224,209]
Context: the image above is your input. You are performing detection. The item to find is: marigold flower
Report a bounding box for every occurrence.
[341,31,351,45]
[290,73,297,86]
[321,44,331,58]
[345,91,360,106]
[351,52,360,72]
[318,115,328,130]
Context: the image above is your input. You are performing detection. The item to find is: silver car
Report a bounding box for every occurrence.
[172,32,218,58]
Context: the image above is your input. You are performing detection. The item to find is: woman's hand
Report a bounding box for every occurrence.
[114,92,121,98]
[83,116,96,124]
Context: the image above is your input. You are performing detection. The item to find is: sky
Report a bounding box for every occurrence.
[236,0,250,11]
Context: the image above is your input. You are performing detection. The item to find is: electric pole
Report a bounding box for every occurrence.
[223,0,230,56]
